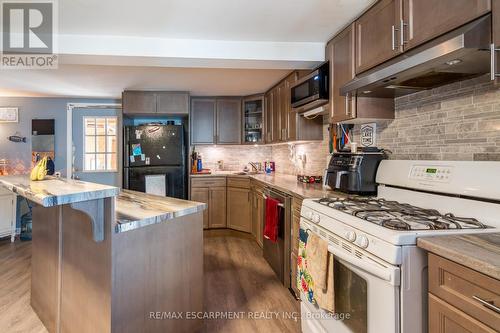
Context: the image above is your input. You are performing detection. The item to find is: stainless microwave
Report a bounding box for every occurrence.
[291,62,329,110]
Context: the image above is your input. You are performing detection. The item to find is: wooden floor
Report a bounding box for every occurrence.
[204,235,300,333]
[0,240,47,333]
[0,236,300,333]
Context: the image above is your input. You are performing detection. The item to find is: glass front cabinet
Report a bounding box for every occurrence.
[242,95,264,144]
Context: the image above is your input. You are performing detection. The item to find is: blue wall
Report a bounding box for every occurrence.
[0,97,119,176]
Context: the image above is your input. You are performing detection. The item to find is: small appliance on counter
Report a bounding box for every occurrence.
[325,148,387,195]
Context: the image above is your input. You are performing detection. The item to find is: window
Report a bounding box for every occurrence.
[83,117,117,171]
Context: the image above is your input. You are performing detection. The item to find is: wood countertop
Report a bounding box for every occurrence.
[417,233,500,280]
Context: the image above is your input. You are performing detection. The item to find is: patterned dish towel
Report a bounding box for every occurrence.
[297,227,335,312]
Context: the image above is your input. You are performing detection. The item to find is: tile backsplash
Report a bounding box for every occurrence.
[270,126,330,176]
[194,145,272,171]
[352,76,500,161]
[195,76,500,175]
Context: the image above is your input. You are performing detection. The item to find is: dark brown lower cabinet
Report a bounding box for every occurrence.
[429,294,496,333]
[209,187,227,229]
[190,178,226,229]
[428,254,500,333]
[251,183,264,248]
[227,186,251,233]
[190,187,209,229]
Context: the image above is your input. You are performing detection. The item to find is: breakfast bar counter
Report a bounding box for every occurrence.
[0,175,206,333]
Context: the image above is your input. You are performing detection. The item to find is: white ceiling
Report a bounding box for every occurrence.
[60,0,370,42]
[0,0,375,98]
[0,65,291,98]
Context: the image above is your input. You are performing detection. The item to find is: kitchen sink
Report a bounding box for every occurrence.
[233,171,262,175]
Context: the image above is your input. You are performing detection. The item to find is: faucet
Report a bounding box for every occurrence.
[249,162,259,172]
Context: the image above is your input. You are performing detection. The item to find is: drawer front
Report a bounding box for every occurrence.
[429,293,497,333]
[227,177,250,189]
[191,177,226,188]
[429,254,500,331]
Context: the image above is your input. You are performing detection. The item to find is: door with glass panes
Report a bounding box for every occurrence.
[72,108,121,186]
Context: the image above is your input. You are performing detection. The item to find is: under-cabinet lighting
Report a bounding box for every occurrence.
[445,59,462,66]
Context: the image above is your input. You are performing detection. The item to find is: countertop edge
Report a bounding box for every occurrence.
[417,237,500,280]
[115,202,207,233]
[190,173,336,199]
[0,176,120,207]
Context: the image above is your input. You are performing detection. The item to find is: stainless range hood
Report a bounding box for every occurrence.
[341,15,492,98]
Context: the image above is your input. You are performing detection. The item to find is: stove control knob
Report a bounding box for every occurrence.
[305,211,313,220]
[312,214,321,224]
[345,231,356,242]
[357,235,369,249]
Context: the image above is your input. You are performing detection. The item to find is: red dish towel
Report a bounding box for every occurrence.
[264,197,281,242]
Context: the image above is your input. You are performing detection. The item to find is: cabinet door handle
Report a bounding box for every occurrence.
[391,25,399,51]
[345,93,350,116]
[400,20,408,47]
[472,295,500,314]
[490,44,500,81]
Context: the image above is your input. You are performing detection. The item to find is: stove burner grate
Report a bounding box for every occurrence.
[315,197,489,231]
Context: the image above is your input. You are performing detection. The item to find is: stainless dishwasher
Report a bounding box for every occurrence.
[262,187,292,289]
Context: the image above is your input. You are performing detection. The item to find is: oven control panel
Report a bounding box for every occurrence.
[410,165,453,183]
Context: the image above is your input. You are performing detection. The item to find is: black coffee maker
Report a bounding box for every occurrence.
[326,149,387,195]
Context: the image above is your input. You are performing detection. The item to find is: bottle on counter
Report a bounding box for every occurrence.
[197,153,203,172]
[264,160,272,174]
[191,146,198,174]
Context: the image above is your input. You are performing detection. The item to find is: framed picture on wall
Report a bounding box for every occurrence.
[0,107,19,123]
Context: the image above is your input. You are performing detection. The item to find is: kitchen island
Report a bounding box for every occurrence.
[0,176,206,333]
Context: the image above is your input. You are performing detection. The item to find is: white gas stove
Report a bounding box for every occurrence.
[300,160,500,333]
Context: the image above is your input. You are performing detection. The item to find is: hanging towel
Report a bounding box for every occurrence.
[263,197,281,242]
[314,252,335,313]
[298,229,335,313]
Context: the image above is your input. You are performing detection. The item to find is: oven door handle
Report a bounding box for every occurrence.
[327,245,400,286]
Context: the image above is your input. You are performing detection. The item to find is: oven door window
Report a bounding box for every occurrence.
[335,258,367,333]
[300,253,399,333]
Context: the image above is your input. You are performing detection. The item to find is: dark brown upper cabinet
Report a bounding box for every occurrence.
[494,0,500,82]
[328,24,394,123]
[190,97,242,145]
[402,0,491,51]
[156,92,190,114]
[123,91,190,115]
[271,84,281,143]
[355,0,403,74]
[328,24,356,122]
[190,98,216,145]
[355,0,491,75]
[216,98,242,144]
[264,71,322,143]
[122,91,157,114]
[264,91,274,144]
[242,95,264,144]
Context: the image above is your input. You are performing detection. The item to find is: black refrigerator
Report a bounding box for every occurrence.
[123,124,187,199]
